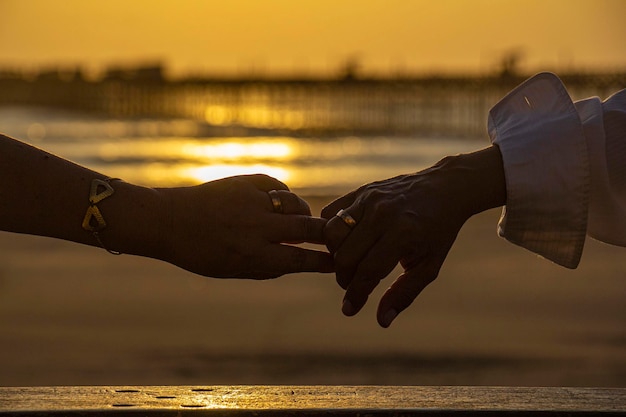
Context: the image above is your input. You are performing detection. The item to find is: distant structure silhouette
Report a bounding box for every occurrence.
[0,63,624,137]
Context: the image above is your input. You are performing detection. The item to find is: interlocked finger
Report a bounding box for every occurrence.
[268,190,283,213]
[336,209,357,229]
[323,205,364,254]
[267,190,312,215]
[265,215,327,244]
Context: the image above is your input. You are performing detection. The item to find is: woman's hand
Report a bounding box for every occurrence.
[0,132,331,280]
[321,147,505,327]
[157,174,334,279]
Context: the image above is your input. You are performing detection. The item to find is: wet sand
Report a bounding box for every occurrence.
[0,197,625,387]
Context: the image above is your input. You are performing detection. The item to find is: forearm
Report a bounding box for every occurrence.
[0,134,165,258]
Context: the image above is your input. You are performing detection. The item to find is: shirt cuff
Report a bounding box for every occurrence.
[488,72,590,268]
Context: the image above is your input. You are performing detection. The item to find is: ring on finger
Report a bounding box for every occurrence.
[268,190,283,213]
[336,208,357,228]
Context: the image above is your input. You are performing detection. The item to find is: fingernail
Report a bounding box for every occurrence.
[342,299,354,316]
[381,309,398,328]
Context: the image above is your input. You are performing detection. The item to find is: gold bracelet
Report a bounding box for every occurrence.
[82,178,122,255]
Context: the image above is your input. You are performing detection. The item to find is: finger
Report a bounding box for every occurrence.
[265,215,327,244]
[323,215,353,253]
[320,189,358,219]
[245,174,290,192]
[376,258,442,328]
[333,232,378,290]
[323,204,364,253]
[329,208,380,289]
[265,244,335,277]
[267,190,312,215]
[341,236,402,316]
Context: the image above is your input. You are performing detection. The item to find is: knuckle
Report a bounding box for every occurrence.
[433,154,456,168]
[361,186,386,202]
[254,173,272,181]
[356,183,370,195]
[371,198,394,217]
[294,195,312,215]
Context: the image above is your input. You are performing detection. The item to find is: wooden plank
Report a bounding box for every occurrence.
[0,386,625,416]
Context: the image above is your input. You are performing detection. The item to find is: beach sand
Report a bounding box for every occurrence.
[0,197,624,387]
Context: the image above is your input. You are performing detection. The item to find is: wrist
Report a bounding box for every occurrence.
[95,181,168,260]
[460,145,507,215]
[435,145,506,219]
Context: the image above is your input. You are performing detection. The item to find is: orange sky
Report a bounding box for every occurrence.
[1,0,625,78]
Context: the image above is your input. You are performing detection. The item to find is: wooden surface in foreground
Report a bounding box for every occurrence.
[1,386,626,416]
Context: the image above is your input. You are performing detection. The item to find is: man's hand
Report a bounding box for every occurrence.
[322,147,506,327]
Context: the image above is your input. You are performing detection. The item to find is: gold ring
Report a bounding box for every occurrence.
[268,190,283,213]
[336,209,357,228]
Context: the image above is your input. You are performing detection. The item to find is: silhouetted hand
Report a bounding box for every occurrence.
[159,174,334,279]
[321,147,505,327]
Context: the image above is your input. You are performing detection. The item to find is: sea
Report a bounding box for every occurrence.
[0,105,486,195]
[1,105,625,387]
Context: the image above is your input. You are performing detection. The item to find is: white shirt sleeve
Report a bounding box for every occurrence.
[578,89,626,247]
[488,72,626,268]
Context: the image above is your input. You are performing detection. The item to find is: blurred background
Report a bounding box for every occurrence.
[0,0,625,387]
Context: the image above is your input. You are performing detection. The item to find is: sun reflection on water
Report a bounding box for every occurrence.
[182,164,290,185]
[97,138,295,187]
[180,140,292,161]
[175,138,293,184]
[98,137,293,163]
[31,132,485,193]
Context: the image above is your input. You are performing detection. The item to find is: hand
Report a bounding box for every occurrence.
[159,174,334,279]
[321,147,505,327]
[0,134,330,278]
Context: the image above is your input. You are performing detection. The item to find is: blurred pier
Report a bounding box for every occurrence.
[1,65,624,137]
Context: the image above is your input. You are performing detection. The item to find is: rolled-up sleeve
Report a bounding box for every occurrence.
[489,72,626,268]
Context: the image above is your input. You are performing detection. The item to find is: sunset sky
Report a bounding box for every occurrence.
[1,0,625,78]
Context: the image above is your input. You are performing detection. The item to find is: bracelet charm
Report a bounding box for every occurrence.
[82,178,121,255]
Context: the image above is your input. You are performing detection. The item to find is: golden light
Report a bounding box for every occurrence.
[97,138,294,163]
[204,106,231,126]
[205,103,307,131]
[95,138,296,186]
[181,140,292,161]
[182,164,290,185]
